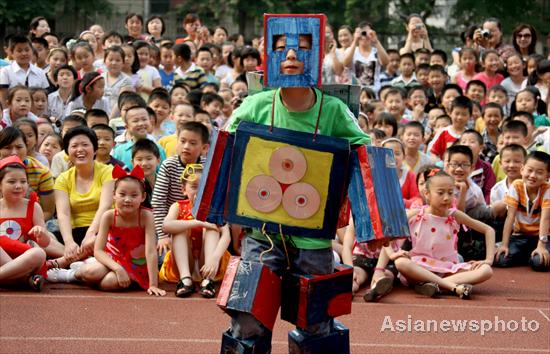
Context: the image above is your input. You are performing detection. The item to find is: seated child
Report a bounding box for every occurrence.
[458,129,496,203]
[382,138,420,208]
[490,144,526,205]
[200,92,224,128]
[492,120,530,183]
[342,219,396,302]
[384,170,495,299]
[429,96,472,160]
[495,151,550,272]
[158,103,195,157]
[373,113,398,138]
[0,156,51,291]
[111,92,147,141]
[382,87,407,124]
[51,166,166,296]
[131,139,161,209]
[148,88,174,139]
[162,165,230,298]
[92,124,127,170]
[112,106,166,169]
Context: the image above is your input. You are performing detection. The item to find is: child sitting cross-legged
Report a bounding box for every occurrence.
[384,170,495,299]
[495,151,550,271]
[162,165,231,298]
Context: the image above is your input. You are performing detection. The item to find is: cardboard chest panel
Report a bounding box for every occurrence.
[348,145,410,243]
[226,121,350,239]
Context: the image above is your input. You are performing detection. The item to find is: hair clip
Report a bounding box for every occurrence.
[112,164,145,181]
[180,164,203,183]
[427,168,441,177]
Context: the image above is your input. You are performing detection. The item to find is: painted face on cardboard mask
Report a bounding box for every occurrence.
[264,14,325,88]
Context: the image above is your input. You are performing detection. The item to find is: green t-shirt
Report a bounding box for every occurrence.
[226,88,371,249]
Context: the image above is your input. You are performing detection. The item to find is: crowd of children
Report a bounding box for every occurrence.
[0,14,549,305]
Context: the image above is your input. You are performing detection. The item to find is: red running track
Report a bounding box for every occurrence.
[1,267,549,353]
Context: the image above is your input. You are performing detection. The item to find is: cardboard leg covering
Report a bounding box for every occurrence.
[221,329,272,354]
[288,320,350,354]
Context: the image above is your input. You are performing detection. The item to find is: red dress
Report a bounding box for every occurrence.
[104,209,150,290]
[0,195,47,277]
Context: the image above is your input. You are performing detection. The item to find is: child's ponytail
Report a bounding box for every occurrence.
[70,71,102,102]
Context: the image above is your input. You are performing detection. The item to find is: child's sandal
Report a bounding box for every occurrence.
[175,276,194,298]
[414,282,440,297]
[28,275,45,292]
[199,279,216,299]
[363,276,393,302]
[453,284,473,300]
[46,259,60,269]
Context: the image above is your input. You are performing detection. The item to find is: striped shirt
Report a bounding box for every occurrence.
[24,156,54,196]
[151,155,206,240]
[505,179,550,236]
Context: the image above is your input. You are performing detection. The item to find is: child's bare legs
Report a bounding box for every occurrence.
[0,247,46,282]
[47,237,95,269]
[76,263,129,291]
[43,232,65,258]
[370,269,394,288]
[172,232,194,295]
[352,266,367,294]
[442,265,493,285]
[395,257,464,291]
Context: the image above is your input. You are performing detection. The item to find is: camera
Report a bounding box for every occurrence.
[361,31,368,37]
[415,24,423,30]
[481,29,491,38]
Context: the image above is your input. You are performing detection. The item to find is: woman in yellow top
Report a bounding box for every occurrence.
[54,126,114,264]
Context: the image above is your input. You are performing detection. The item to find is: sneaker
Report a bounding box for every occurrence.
[47,268,76,283]
[414,282,440,297]
[363,277,393,302]
[69,261,84,271]
[83,257,97,264]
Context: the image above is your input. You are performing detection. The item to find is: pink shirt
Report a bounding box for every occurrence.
[472,72,504,92]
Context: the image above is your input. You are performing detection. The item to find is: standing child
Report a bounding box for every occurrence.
[384,170,494,299]
[402,121,436,174]
[390,53,418,89]
[453,47,478,91]
[426,65,447,112]
[53,165,166,295]
[134,41,161,101]
[0,35,49,106]
[429,96,472,160]
[512,88,550,128]
[458,129,497,203]
[64,72,111,117]
[159,43,176,90]
[1,86,38,128]
[479,103,503,163]
[48,65,77,122]
[495,151,550,271]
[44,48,69,92]
[158,103,195,157]
[121,44,141,91]
[473,50,504,92]
[152,122,209,256]
[30,88,48,118]
[102,46,133,114]
[0,156,50,291]
[501,53,526,106]
[70,41,97,79]
[91,124,127,170]
[382,138,421,208]
[147,88,173,139]
[162,165,230,298]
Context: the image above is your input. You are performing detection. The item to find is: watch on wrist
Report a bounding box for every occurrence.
[540,234,549,243]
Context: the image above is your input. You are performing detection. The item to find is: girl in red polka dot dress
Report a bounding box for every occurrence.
[383,170,495,299]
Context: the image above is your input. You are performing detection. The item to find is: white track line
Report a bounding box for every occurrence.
[1,293,548,312]
[0,337,548,353]
[538,309,550,322]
